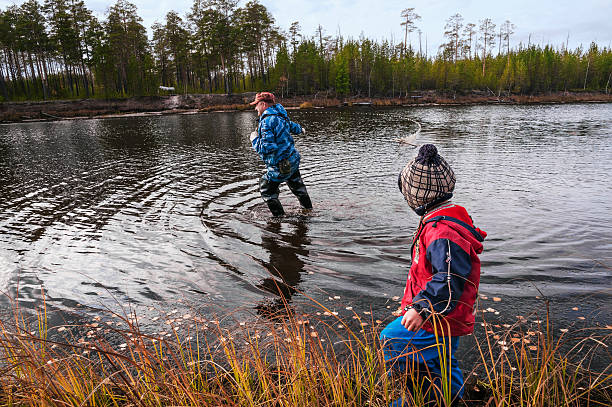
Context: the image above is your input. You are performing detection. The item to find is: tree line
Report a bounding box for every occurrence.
[1,0,610,102]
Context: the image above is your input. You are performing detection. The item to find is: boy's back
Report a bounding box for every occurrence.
[402,201,486,337]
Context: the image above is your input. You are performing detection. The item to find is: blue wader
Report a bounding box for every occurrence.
[380,317,464,405]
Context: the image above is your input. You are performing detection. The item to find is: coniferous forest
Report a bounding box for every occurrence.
[0,0,611,102]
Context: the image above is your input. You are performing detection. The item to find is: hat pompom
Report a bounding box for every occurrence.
[416,144,438,164]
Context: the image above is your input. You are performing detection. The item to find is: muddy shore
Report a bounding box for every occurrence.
[1,91,610,123]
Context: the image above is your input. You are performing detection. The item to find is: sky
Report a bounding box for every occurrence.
[2,0,611,55]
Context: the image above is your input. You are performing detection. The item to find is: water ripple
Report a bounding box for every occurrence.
[0,104,610,317]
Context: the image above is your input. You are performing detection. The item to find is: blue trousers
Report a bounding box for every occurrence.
[380,317,464,400]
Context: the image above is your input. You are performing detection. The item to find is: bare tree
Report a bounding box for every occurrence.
[478,18,496,76]
[501,20,515,66]
[443,13,463,63]
[462,22,476,60]
[400,7,420,57]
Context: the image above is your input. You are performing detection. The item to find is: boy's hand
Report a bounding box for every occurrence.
[392,306,403,317]
[249,131,257,142]
[301,127,306,135]
[401,308,424,331]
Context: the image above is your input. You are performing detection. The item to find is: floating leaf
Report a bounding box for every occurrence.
[493,297,501,302]
[528,346,538,351]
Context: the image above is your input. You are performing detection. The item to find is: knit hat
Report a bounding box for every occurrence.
[249,92,276,105]
[398,144,455,214]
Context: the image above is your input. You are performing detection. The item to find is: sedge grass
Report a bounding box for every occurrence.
[0,294,610,407]
[472,299,612,406]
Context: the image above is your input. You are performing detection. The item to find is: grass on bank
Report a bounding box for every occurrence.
[0,294,610,407]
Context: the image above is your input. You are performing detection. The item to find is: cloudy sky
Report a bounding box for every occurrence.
[2,0,610,54]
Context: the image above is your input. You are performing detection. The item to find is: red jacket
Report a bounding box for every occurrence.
[401,202,487,337]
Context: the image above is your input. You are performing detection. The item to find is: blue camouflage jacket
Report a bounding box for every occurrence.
[252,104,303,182]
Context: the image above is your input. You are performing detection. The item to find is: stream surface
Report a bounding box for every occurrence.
[0,103,611,352]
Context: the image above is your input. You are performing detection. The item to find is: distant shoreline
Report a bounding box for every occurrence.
[1,91,610,124]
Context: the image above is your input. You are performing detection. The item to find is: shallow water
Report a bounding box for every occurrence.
[0,104,611,332]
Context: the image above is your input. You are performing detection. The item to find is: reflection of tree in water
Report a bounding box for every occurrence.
[255,218,310,316]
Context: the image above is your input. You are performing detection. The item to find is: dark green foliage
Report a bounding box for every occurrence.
[0,1,611,102]
[334,59,349,97]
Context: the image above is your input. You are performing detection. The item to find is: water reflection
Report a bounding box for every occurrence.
[256,217,310,314]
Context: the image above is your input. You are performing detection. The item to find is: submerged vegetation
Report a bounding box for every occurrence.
[0,0,610,103]
[0,294,610,406]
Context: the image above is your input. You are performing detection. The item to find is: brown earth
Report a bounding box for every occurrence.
[1,91,610,123]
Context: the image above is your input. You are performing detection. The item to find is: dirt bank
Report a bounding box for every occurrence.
[1,91,610,123]
[0,93,257,123]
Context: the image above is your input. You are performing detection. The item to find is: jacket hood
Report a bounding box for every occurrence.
[423,204,487,254]
[261,104,288,119]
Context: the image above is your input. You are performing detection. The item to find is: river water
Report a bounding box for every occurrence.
[0,104,611,334]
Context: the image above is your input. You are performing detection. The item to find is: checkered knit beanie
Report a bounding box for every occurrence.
[398,144,455,210]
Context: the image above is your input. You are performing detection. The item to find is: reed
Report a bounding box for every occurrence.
[471,299,612,406]
[0,295,610,407]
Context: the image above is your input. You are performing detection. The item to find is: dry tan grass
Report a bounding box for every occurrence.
[0,294,610,406]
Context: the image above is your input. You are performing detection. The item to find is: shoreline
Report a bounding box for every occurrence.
[1,91,611,123]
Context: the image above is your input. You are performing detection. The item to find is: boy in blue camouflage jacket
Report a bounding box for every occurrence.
[249,92,312,216]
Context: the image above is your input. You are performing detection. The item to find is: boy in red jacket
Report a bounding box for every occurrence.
[380,144,486,405]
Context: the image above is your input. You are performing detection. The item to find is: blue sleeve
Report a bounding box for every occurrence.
[288,120,302,135]
[252,118,277,156]
[412,238,472,316]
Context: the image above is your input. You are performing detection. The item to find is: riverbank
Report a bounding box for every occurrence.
[1,91,611,123]
[0,299,610,406]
